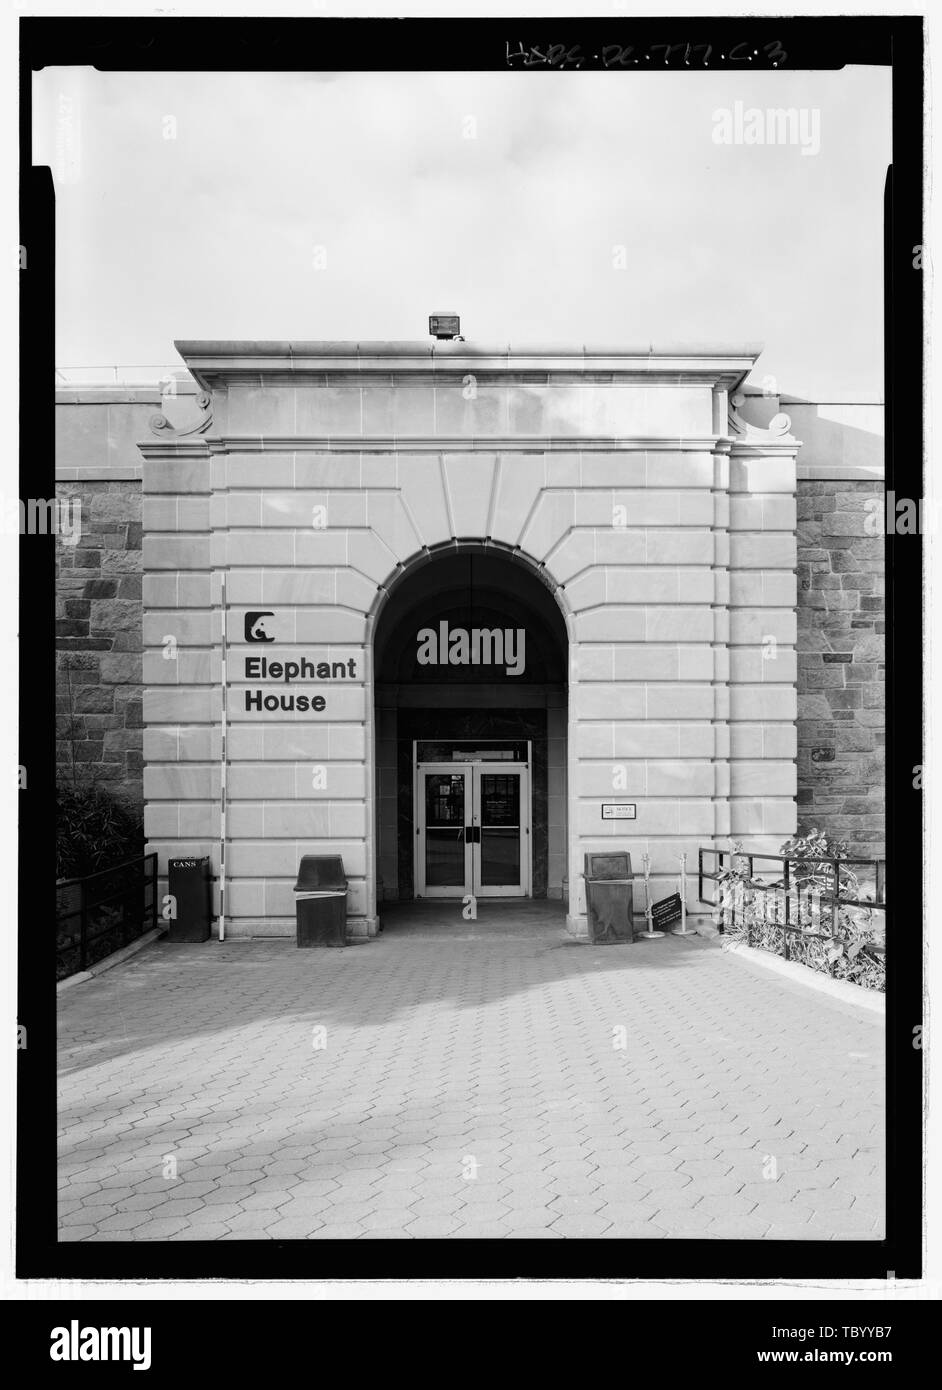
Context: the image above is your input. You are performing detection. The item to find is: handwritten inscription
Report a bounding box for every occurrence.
[506,40,788,69]
[506,42,587,69]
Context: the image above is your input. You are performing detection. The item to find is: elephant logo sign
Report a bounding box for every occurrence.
[244,611,275,643]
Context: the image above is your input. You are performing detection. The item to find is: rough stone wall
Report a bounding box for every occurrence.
[796,479,885,860]
[55,479,144,807]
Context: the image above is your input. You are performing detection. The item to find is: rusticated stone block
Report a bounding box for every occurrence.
[89,763,125,781]
[801,666,844,689]
[122,699,143,729]
[73,687,115,714]
[83,579,118,598]
[81,715,111,732]
[89,599,140,635]
[828,689,866,711]
[99,653,143,684]
[103,729,141,754]
[73,741,104,761]
[846,664,878,683]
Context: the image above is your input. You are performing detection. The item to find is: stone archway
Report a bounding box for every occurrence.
[369,543,570,910]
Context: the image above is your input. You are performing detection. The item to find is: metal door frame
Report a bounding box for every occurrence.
[414,750,532,899]
[471,762,530,898]
[414,763,472,898]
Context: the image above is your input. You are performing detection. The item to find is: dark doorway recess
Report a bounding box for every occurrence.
[396,707,547,900]
[373,545,568,903]
[374,547,567,686]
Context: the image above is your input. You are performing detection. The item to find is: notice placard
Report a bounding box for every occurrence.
[650,892,683,930]
[601,803,636,820]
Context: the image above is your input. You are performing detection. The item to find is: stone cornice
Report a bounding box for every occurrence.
[56,466,143,480]
[206,435,730,454]
[137,439,211,460]
[797,463,884,481]
[176,340,761,393]
[56,388,162,405]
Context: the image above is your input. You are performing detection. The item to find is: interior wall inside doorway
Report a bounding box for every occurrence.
[375,704,567,902]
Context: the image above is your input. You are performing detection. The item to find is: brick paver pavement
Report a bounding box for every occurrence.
[57,921,885,1241]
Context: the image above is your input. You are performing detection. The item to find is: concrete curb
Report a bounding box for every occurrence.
[56,928,165,994]
[711,936,885,1015]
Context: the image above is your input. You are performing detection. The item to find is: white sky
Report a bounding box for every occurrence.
[33,65,891,398]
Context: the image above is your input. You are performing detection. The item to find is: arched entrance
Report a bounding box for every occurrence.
[370,543,569,907]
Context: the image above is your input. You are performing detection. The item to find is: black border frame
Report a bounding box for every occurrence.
[18,13,924,1283]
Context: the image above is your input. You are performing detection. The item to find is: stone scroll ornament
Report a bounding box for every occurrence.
[727,391,795,442]
[149,390,213,437]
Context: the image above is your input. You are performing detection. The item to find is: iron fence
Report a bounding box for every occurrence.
[698,847,886,980]
[56,853,158,980]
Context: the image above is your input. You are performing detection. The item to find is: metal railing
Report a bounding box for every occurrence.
[56,853,158,980]
[698,847,886,979]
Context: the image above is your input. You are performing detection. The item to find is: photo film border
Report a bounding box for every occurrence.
[16,11,925,1285]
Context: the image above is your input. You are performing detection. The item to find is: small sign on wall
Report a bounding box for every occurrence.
[601,803,636,820]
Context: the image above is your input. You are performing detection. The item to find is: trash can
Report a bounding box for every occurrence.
[167,857,212,942]
[294,855,348,948]
[584,852,635,945]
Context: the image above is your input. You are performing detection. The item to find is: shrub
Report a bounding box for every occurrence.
[56,783,144,881]
[715,831,885,992]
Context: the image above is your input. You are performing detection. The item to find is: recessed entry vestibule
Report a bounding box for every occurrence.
[373,545,569,906]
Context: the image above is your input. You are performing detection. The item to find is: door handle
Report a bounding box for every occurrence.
[465,826,481,843]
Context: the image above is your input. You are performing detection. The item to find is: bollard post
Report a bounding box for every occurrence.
[673,852,692,935]
[637,853,665,939]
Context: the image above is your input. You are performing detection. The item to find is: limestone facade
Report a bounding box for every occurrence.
[133,342,799,936]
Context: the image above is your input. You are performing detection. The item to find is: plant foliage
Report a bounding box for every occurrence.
[715,830,884,992]
[56,783,144,881]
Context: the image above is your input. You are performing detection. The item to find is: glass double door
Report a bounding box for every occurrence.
[416,763,529,898]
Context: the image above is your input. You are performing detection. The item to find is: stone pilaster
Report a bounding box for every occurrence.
[725,394,800,858]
